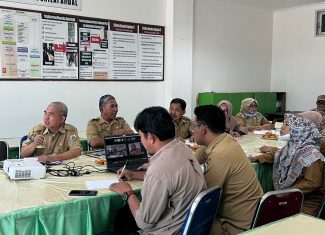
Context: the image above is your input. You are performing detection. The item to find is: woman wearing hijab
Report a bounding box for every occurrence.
[235,98,273,132]
[217,100,248,137]
[251,113,325,215]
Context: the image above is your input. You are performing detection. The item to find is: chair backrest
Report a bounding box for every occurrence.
[19,135,28,158]
[181,186,222,235]
[0,140,9,161]
[251,188,304,229]
[317,196,325,219]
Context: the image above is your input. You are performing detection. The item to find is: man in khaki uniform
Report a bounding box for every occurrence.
[110,107,206,234]
[86,94,133,149]
[169,98,192,139]
[21,102,81,163]
[192,105,263,235]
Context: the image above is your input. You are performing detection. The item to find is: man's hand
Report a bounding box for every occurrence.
[117,168,134,181]
[33,134,45,146]
[109,181,133,195]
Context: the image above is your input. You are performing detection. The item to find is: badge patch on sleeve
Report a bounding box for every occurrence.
[69,133,77,142]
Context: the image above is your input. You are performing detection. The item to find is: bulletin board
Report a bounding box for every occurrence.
[0,6,165,81]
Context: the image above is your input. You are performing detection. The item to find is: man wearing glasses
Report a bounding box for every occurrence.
[21,102,82,163]
[191,105,263,235]
[86,94,133,149]
[311,95,325,116]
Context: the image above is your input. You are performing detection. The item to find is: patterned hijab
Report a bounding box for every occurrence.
[273,113,324,190]
[240,98,258,113]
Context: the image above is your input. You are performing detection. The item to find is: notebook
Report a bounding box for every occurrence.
[104,134,148,172]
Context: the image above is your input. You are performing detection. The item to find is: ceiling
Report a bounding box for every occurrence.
[220,0,325,10]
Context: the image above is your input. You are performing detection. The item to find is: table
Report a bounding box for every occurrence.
[241,213,325,234]
[0,134,285,234]
[237,133,286,193]
[0,155,143,235]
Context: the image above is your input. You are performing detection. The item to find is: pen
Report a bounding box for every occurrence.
[119,160,128,180]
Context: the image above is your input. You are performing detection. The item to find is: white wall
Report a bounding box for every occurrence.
[271,3,325,111]
[0,0,168,138]
[192,0,274,111]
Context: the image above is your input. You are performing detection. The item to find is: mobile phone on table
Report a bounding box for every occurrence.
[69,190,98,196]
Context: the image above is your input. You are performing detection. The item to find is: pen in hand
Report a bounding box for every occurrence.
[118,160,128,180]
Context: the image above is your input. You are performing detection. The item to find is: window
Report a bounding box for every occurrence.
[316,10,325,36]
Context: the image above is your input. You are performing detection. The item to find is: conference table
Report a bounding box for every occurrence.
[241,213,325,234]
[0,155,143,235]
[0,133,286,235]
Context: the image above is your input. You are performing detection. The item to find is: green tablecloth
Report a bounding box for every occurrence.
[252,162,273,193]
[0,190,141,235]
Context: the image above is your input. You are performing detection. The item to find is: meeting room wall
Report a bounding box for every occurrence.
[192,0,274,111]
[0,0,169,138]
[271,2,325,112]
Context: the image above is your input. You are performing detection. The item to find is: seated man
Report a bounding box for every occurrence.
[169,98,191,140]
[21,102,81,162]
[311,95,325,117]
[193,105,263,235]
[86,94,133,149]
[110,106,206,234]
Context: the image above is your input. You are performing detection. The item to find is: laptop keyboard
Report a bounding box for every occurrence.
[108,158,148,172]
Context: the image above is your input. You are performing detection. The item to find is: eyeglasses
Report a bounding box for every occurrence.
[190,121,207,132]
[317,101,325,105]
[249,104,258,108]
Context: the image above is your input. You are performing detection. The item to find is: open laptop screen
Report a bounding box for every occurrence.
[104,135,147,159]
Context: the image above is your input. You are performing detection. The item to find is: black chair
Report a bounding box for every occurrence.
[181,186,222,235]
[317,196,325,219]
[0,140,9,161]
[19,135,28,158]
[251,188,303,229]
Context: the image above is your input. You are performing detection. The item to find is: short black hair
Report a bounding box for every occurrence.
[170,98,186,111]
[134,106,175,141]
[194,105,226,134]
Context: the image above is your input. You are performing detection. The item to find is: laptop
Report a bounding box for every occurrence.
[104,134,148,172]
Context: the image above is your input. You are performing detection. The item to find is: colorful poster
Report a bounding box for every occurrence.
[0,0,81,11]
[79,18,109,80]
[109,20,138,80]
[0,8,41,78]
[138,24,164,80]
[41,13,78,79]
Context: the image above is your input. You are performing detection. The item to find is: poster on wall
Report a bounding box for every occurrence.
[0,8,42,78]
[41,13,78,79]
[109,20,138,80]
[0,0,82,11]
[79,17,109,80]
[138,24,164,80]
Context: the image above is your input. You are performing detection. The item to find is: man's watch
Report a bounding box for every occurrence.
[122,190,135,202]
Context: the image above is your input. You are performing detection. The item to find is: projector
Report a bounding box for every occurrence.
[3,159,46,180]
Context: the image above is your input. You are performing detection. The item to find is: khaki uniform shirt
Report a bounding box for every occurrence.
[235,112,269,129]
[135,139,206,235]
[174,116,191,139]
[196,133,263,235]
[23,123,81,156]
[86,116,133,148]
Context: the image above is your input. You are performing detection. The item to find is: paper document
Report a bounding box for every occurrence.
[86,180,119,190]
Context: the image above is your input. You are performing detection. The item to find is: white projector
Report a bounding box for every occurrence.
[3,159,46,180]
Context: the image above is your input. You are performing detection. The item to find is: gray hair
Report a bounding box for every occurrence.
[49,102,68,117]
[99,94,115,111]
